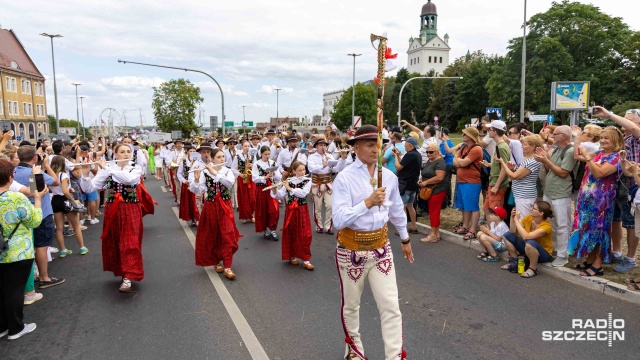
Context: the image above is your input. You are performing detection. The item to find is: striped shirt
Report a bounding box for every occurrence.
[511,158,541,199]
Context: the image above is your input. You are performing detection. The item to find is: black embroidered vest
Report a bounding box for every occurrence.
[237,154,248,172]
[256,160,275,185]
[204,173,230,202]
[286,180,309,206]
[105,175,139,203]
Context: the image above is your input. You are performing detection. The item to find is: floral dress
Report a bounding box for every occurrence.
[571,151,620,262]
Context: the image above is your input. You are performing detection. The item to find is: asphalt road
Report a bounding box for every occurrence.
[2,179,639,360]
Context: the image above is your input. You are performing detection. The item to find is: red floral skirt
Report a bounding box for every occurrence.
[236,176,256,220]
[102,201,144,281]
[254,183,279,232]
[281,203,312,261]
[195,199,241,268]
[179,183,199,221]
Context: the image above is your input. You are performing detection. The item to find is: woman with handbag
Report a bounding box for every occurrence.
[50,156,88,257]
[0,159,47,340]
[79,144,145,292]
[418,143,447,243]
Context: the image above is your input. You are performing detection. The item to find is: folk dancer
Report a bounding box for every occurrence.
[224,137,239,209]
[333,125,414,360]
[307,135,346,234]
[168,139,185,203]
[189,146,241,280]
[252,145,282,240]
[177,144,199,227]
[270,161,314,270]
[232,140,256,224]
[79,144,147,293]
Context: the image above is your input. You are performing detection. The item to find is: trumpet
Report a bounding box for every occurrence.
[187,163,226,173]
[262,176,311,191]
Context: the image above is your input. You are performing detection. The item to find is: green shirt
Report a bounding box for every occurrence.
[489,141,511,188]
[0,191,43,263]
[544,145,576,200]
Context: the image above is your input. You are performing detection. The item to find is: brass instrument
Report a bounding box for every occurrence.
[192,135,206,147]
[243,155,252,184]
[262,176,311,191]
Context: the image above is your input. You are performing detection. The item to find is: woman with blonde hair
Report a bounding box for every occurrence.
[581,124,602,153]
[419,143,447,242]
[497,134,544,217]
[569,125,624,276]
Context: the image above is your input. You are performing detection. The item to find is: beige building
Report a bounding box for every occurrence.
[0,28,49,141]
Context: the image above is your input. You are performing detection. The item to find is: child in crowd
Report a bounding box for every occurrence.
[476,207,510,262]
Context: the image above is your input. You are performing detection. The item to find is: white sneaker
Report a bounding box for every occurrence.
[0,329,7,338]
[79,219,85,226]
[551,256,568,267]
[48,247,59,254]
[7,323,36,340]
[24,293,43,305]
[84,215,90,221]
[89,218,100,225]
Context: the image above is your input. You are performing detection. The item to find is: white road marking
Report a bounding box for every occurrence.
[172,207,270,360]
[161,186,167,192]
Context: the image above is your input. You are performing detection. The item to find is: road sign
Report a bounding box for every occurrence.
[224,121,234,127]
[548,114,555,125]
[16,136,22,141]
[352,116,362,129]
[242,121,253,127]
[471,118,479,126]
[529,115,548,121]
[486,107,503,120]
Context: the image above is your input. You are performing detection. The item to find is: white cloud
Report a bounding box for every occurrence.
[101,76,165,89]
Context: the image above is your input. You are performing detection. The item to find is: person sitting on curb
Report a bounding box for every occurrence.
[500,202,554,278]
[476,206,510,262]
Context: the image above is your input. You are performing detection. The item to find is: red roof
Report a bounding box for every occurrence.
[0,29,44,79]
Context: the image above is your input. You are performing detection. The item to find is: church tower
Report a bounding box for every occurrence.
[407,0,451,75]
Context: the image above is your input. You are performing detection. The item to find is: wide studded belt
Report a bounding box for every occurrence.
[312,174,332,185]
[337,225,388,251]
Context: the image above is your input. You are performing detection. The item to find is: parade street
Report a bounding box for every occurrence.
[1,179,638,360]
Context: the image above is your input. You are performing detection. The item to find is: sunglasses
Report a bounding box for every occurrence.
[426,151,436,154]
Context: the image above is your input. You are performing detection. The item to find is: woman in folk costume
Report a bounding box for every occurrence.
[252,145,282,240]
[79,144,145,293]
[224,137,239,209]
[270,161,314,270]
[177,144,199,227]
[232,140,256,224]
[189,146,242,280]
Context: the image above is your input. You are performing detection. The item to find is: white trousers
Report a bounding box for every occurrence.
[174,173,182,202]
[543,195,572,258]
[514,197,536,219]
[336,243,404,360]
[312,183,333,231]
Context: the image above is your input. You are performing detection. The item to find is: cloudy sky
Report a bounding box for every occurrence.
[2,0,637,129]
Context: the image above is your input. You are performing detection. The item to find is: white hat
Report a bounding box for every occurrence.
[486,120,507,131]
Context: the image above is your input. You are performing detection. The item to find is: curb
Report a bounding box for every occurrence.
[414,222,640,305]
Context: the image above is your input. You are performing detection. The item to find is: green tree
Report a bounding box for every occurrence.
[331,83,377,130]
[152,78,203,137]
[47,114,92,139]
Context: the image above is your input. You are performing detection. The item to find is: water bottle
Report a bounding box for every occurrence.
[517,258,525,274]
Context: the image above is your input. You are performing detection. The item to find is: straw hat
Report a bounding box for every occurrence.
[346,125,389,146]
[461,127,480,143]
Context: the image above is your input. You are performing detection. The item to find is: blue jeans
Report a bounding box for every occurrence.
[503,231,553,263]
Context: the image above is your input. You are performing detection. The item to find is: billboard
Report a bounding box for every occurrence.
[148,132,172,143]
[60,127,77,135]
[551,81,590,111]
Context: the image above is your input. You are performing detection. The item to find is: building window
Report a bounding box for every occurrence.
[8,101,18,116]
[21,79,31,94]
[23,103,33,116]
[0,99,3,115]
[11,78,17,92]
[440,57,443,63]
[29,123,35,138]
[28,103,33,116]
[418,58,420,64]
[19,123,25,137]
[429,56,432,63]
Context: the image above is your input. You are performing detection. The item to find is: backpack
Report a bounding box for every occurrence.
[554,145,582,192]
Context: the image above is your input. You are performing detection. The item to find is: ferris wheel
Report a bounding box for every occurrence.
[99,108,121,140]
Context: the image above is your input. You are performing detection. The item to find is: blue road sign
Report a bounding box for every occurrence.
[547,114,555,125]
[16,136,22,141]
[486,107,503,120]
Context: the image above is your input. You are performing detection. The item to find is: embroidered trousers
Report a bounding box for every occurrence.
[335,243,404,360]
[312,183,333,231]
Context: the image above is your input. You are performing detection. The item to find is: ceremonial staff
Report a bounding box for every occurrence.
[370,33,387,190]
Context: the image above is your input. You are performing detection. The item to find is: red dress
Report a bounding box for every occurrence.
[276,180,312,261]
[235,155,255,220]
[254,162,280,232]
[101,176,144,281]
[178,159,199,221]
[195,174,242,268]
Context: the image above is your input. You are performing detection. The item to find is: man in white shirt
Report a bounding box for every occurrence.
[332,124,412,360]
[277,134,307,177]
[167,139,185,202]
[307,135,346,234]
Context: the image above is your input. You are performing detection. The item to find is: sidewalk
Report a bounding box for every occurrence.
[414,222,640,305]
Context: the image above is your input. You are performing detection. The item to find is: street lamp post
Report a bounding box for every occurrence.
[274,88,281,123]
[520,0,527,123]
[397,76,463,126]
[79,96,86,138]
[72,83,81,137]
[242,105,247,133]
[40,33,62,135]
[347,54,362,128]
[117,60,226,135]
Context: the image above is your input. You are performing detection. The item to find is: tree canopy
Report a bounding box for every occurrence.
[152,78,203,137]
[331,83,377,131]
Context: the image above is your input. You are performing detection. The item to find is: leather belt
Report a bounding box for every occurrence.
[255,182,266,186]
[312,174,332,185]
[337,225,388,251]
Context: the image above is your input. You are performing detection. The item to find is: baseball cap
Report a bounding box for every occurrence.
[487,206,507,219]
[405,137,418,148]
[486,120,507,131]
